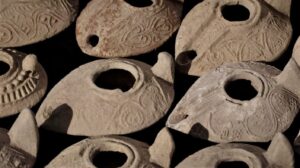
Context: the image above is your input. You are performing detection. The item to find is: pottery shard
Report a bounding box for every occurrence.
[0,48,47,118]
[46,128,175,168]
[176,133,294,168]
[167,37,300,142]
[0,0,79,47]
[0,109,39,168]
[36,52,174,136]
[175,0,292,76]
[76,0,182,58]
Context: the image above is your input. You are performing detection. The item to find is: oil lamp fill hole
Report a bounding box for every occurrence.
[221,4,250,21]
[94,69,136,92]
[218,161,249,168]
[124,0,153,7]
[92,151,128,168]
[225,79,258,101]
[0,61,10,76]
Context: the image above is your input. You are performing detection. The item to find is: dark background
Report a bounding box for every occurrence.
[0,0,299,167]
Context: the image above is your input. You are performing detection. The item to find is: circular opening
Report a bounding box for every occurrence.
[176,50,197,65]
[88,35,99,47]
[94,69,136,92]
[124,0,153,7]
[0,61,10,76]
[225,79,258,101]
[92,151,128,168]
[218,161,249,168]
[221,4,250,21]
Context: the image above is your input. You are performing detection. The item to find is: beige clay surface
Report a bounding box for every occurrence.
[46,128,174,168]
[0,109,39,168]
[175,0,292,76]
[76,0,182,58]
[176,133,294,168]
[0,48,47,118]
[36,52,174,136]
[167,37,300,142]
[0,0,78,47]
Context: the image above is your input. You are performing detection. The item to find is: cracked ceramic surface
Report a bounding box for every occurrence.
[46,128,174,168]
[36,52,175,136]
[176,133,294,168]
[167,37,300,142]
[0,109,39,168]
[76,0,182,58]
[0,0,79,47]
[0,48,47,118]
[175,0,292,76]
